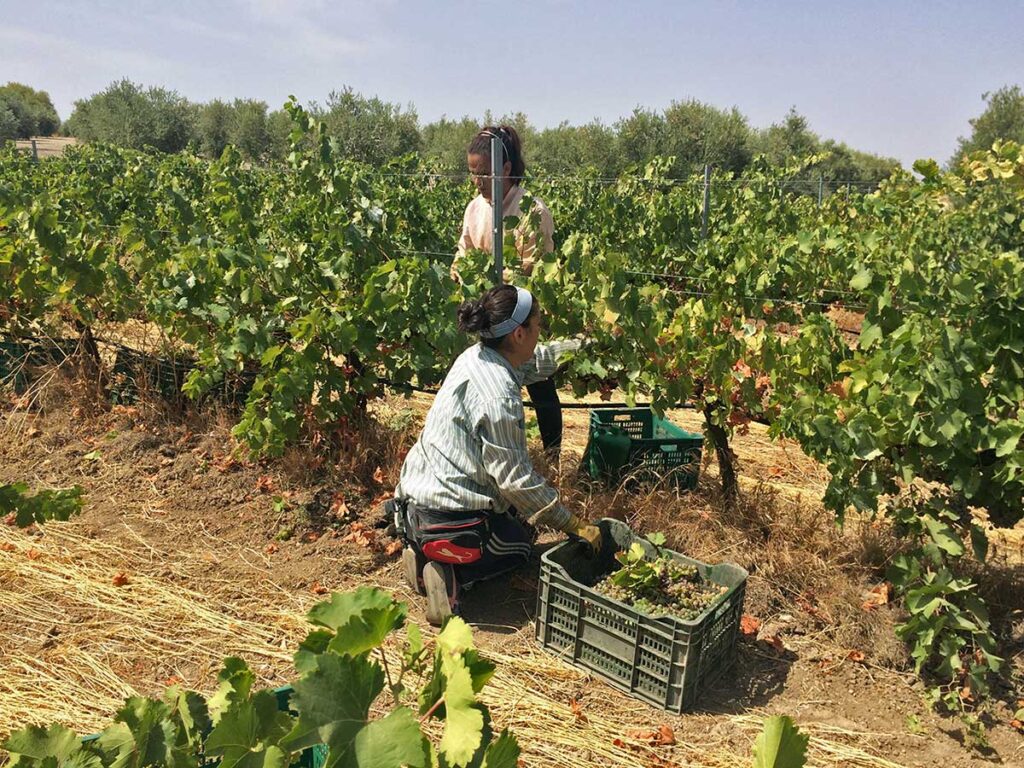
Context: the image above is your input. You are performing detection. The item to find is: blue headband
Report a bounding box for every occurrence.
[479,288,533,339]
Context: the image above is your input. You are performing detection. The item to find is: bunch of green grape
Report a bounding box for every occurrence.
[593,555,727,622]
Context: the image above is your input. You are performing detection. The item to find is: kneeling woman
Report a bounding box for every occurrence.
[393,284,600,625]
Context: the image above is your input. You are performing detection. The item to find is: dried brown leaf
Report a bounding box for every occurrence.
[740,615,761,636]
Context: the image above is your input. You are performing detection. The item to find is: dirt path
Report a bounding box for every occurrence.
[1,390,1022,768]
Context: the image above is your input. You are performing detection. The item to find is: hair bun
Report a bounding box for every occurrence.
[456,299,489,333]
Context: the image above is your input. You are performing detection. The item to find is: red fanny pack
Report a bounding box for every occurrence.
[407,506,488,565]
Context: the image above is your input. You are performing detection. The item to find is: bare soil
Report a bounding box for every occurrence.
[1,373,1022,768]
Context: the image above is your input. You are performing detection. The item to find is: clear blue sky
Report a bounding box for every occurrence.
[2,0,1021,167]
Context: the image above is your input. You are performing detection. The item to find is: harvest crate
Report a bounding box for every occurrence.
[0,336,79,392]
[583,407,703,488]
[82,685,327,768]
[110,348,257,406]
[111,347,194,403]
[535,519,747,713]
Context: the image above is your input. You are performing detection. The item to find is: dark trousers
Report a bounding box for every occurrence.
[454,513,534,587]
[526,376,562,451]
[403,503,534,588]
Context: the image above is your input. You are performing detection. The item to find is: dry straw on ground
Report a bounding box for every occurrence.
[1,517,909,768]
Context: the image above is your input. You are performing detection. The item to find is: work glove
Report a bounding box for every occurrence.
[565,513,602,555]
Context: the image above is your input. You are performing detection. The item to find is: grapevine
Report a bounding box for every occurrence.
[2,108,1022,718]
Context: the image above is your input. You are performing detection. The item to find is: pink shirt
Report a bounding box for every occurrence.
[454,185,555,276]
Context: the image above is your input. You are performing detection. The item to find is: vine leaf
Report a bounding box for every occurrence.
[752,715,808,768]
[205,690,293,768]
[422,618,495,768]
[481,729,520,768]
[95,697,195,768]
[437,657,484,767]
[0,483,84,528]
[305,587,407,658]
[285,652,426,767]
[921,517,965,557]
[294,629,334,674]
[208,657,256,725]
[163,686,211,748]
[348,708,428,768]
[3,724,102,768]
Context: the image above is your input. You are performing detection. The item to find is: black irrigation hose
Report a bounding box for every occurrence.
[530,400,697,411]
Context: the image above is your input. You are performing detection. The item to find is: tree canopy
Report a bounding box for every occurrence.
[0,82,61,140]
[951,85,1024,166]
[64,79,195,153]
[34,75,916,183]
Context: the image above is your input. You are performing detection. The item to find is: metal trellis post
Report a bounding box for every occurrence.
[491,135,504,284]
[31,139,38,162]
[817,173,824,206]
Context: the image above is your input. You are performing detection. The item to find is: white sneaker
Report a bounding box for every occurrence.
[423,561,457,627]
[402,547,425,595]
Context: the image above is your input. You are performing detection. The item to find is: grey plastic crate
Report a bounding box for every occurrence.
[535,519,747,713]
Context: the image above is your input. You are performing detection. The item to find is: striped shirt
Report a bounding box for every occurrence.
[395,339,579,532]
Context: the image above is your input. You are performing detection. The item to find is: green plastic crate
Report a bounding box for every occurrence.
[81,685,327,768]
[0,339,31,390]
[110,347,195,404]
[0,336,79,392]
[109,348,256,406]
[583,407,703,488]
[535,519,747,713]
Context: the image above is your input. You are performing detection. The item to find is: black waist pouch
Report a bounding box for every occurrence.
[406,504,489,565]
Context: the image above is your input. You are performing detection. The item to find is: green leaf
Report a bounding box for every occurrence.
[205,690,293,768]
[209,304,231,325]
[405,623,423,661]
[283,653,384,756]
[208,658,256,725]
[913,159,941,181]
[752,715,808,768]
[922,516,965,557]
[3,724,100,768]
[0,484,85,528]
[294,629,334,674]
[481,730,520,768]
[645,532,666,547]
[850,269,873,291]
[460,650,497,695]
[435,616,474,656]
[163,687,211,747]
[859,320,882,349]
[969,525,988,562]
[306,587,407,659]
[437,659,485,768]
[990,421,1024,458]
[261,345,285,366]
[96,698,185,768]
[347,708,427,768]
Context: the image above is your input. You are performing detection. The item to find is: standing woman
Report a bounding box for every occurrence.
[451,125,563,454]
